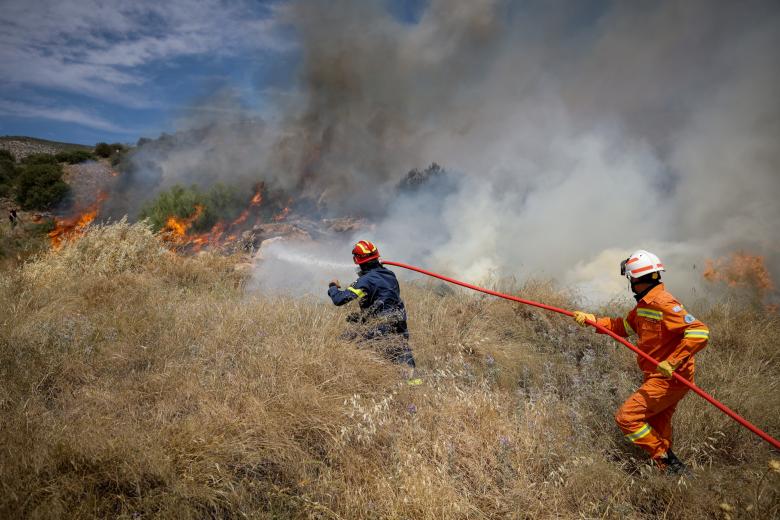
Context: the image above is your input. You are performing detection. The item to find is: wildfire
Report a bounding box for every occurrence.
[703,252,774,294]
[273,197,293,222]
[163,204,204,240]
[161,184,270,251]
[273,206,291,222]
[231,184,264,227]
[48,191,108,248]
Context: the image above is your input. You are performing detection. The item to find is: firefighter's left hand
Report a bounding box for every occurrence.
[656,360,677,378]
[329,279,341,288]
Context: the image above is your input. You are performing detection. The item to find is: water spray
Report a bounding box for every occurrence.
[259,241,354,270]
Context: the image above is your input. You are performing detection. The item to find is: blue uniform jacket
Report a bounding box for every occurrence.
[328,264,407,322]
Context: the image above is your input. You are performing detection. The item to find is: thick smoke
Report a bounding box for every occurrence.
[123,0,780,301]
[273,0,780,300]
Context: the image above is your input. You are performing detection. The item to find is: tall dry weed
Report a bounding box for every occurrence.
[0,224,777,518]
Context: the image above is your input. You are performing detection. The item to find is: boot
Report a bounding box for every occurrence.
[658,450,689,476]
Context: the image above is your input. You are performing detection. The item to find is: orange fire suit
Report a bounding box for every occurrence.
[596,283,709,459]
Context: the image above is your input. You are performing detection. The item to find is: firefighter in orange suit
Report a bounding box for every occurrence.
[573,250,709,474]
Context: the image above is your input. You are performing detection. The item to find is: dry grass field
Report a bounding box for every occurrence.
[0,222,778,518]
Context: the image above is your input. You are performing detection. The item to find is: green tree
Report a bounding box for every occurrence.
[15,163,70,210]
[0,161,15,198]
[94,142,112,158]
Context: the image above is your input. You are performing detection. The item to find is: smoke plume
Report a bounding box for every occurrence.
[124,0,780,301]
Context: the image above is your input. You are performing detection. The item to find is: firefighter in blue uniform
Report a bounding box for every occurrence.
[328,240,420,383]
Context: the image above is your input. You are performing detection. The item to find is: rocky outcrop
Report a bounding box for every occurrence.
[0,136,91,161]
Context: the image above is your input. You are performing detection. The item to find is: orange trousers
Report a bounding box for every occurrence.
[615,375,690,459]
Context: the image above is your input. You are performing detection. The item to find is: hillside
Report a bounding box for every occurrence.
[0,222,777,519]
[0,135,93,161]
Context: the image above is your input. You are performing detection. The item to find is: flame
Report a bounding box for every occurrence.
[273,198,293,222]
[703,252,774,293]
[231,184,264,227]
[155,183,295,252]
[48,191,108,248]
[273,207,290,222]
[162,204,204,241]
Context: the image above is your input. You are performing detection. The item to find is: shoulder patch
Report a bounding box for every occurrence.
[672,305,682,313]
[684,314,696,324]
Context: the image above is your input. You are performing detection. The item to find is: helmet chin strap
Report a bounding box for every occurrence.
[630,272,662,299]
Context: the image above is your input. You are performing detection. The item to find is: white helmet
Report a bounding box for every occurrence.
[620,249,665,280]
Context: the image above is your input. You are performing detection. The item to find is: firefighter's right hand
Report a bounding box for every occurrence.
[329,279,341,288]
[572,311,596,327]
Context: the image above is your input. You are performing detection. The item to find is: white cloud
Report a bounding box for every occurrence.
[0,99,128,133]
[0,0,289,106]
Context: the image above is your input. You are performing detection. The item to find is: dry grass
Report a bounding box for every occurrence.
[1,223,778,519]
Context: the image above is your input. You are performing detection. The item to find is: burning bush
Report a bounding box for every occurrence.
[703,252,776,311]
[139,183,244,233]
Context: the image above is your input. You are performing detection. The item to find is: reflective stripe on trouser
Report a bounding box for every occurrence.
[615,375,690,459]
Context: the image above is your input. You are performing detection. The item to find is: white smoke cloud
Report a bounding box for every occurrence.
[121,0,780,303]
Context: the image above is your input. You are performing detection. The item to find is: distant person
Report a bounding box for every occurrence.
[8,208,18,227]
[328,240,420,384]
[572,250,709,475]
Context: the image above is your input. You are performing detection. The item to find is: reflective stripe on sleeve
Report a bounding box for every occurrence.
[623,318,635,336]
[347,287,367,298]
[625,423,652,443]
[636,308,663,320]
[684,329,709,339]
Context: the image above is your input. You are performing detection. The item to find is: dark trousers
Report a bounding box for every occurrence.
[345,319,416,368]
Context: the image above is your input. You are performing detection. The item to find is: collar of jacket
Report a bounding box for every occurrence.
[635,282,665,304]
[359,261,382,274]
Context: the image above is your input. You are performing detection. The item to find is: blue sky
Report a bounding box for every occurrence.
[0,0,429,145]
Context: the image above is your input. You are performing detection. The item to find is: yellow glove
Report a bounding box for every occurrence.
[656,360,678,378]
[572,311,596,327]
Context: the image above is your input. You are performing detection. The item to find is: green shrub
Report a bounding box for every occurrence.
[15,163,70,210]
[21,153,58,166]
[139,183,244,232]
[55,150,94,164]
[0,156,17,197]
[94,142,112,158]
[0,149,14,162]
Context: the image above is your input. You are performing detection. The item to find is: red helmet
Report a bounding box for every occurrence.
[352,240,380,264]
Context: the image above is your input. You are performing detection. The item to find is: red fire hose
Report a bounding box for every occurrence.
[383,260,780,451]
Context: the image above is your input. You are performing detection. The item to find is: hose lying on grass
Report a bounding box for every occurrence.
[383,260,780,451]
